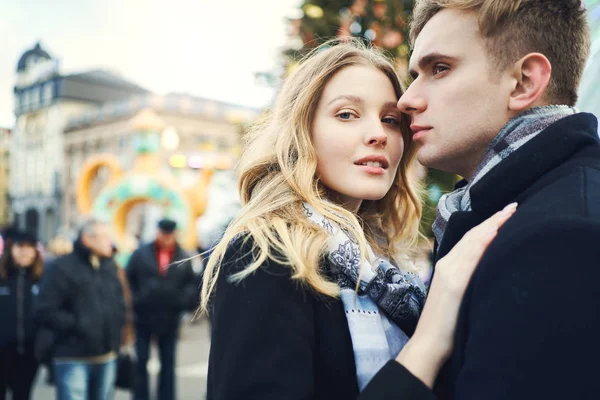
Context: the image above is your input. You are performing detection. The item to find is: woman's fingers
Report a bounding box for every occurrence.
[476,202,518,234]
[448,202,517,263]
[399,203,519,376]
[435,203,518,295]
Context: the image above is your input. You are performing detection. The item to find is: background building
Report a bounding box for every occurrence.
[9,42,148,242]
[0,128,11,227]
[62,93,258,241]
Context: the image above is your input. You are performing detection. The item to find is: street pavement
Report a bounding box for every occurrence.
[32,316,211,399]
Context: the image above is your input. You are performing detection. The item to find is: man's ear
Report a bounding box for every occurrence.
[508,53,552,112]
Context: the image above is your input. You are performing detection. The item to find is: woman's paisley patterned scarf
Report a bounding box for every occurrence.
[303,203,426,390]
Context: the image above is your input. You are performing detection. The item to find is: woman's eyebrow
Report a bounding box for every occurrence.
[327,94,363,105]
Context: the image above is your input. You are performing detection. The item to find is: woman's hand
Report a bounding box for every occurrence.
[396,202,518,388]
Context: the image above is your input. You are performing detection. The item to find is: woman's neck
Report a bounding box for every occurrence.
[324,189,362,214]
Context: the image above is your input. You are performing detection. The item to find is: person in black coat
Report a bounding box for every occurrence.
[34,218,126,400]
[0,229,43,400]
[126,218,198,400]
[359,1,600,399]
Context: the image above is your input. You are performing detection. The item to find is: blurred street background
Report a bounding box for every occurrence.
[32,318,211,399]
[0,0,598,399]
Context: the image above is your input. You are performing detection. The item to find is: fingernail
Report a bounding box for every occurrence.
[502,202,518,214]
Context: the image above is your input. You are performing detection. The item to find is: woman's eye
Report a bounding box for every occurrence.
[336,111,355,120]
[433,65,449,76]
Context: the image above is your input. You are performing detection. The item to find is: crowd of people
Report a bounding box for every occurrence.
[0,218,199,400]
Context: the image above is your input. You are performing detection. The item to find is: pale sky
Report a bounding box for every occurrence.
[0,0,302,126]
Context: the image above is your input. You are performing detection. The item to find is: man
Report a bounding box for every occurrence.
[126,219,198,400]
[34,218,126,400]
[363,1,600,399]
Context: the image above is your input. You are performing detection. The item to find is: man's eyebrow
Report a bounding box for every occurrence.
[409,52,456,79]
[327,95,363,105]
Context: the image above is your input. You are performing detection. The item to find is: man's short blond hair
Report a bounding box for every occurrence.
[410,0,590,106]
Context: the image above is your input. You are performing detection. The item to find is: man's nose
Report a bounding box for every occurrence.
[397,84,426,115]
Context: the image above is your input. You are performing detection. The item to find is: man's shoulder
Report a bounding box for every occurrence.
[131,242,153,257]
[41,252,80,286]
[519,159,600,219]
[174,244,191,260]
[51,252,79,271]
[481,213,600,277]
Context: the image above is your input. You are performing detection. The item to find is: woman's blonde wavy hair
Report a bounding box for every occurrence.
[200,38,423,312]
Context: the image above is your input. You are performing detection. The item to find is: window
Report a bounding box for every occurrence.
[70,150,82,179]
[118,136,128,150]
[31,86,40,108]
[22,90,30,110]
[43,82,53,105]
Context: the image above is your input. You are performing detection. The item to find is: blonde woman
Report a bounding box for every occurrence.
[200,40,515,399]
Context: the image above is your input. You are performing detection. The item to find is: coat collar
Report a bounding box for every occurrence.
[436,112,598,260]
[73,239,110,268]
[142,241,186,265]
[469,113,598,215]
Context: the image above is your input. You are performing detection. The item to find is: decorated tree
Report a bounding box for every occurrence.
[284,0,414,77]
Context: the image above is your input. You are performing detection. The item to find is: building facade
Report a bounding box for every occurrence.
[10,42,148,242]
[61,93,259,238]
[0,128,11,227]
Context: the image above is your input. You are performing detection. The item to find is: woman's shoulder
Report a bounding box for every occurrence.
[212,233,319,314]
[220,233,291,277]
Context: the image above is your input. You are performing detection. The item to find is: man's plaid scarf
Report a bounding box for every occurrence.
[433,105,578,246]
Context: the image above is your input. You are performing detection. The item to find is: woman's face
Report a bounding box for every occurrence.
[11,243,37,267]
[312,65,405,212]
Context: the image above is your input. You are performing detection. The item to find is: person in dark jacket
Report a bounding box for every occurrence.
[126,218,197,400]
[198,39,515,400]
[359,1,600,399]
[0,229,43,400]
[40,233,74,386]
[34,218,126,400]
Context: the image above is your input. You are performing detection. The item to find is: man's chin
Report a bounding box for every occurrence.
[417,151,455,174]
[416,149,439,169]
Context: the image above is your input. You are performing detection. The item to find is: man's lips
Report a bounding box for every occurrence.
[410,125,432,140]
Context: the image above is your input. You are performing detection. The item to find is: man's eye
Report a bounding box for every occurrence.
[432,65,449,75]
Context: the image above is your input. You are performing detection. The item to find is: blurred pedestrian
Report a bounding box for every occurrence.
[0,229,44,400]
[126,218,198,400]
[34,218,126,400]
[40,234,74,386]
[112,244,135,352]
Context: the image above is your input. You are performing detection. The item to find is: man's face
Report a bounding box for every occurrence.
[398,9,516,179]
[83,224,114,258]
[156,231,176,249]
